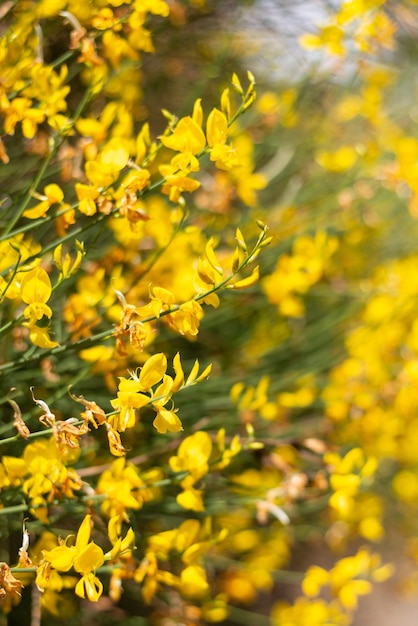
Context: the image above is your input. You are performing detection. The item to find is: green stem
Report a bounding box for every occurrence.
[0,328,114,373]
[3,87,93,237]
[0,423,64,446]
[1,87,253,248]
[227,605,272,626]
[4,140,60,236]
[0,504,28,516]
[0,251,21,300]
[0,311,24,341]
[0,491,109,517]
[137,211,186,281]
[10,563,127,575]
[11,567,38,574]
[0,229,265,374]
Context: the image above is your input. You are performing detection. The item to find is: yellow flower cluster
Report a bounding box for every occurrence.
[37,514,135,602]
[300,0,397,57]
[3,0,418,624]
[0,0,272,617]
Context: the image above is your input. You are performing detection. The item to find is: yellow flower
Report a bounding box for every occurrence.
[2,97,46,139]
[206,108,228,148]
[209,143,241,171]
[107,516,136,559]
[170,431,212,477]
[316,145,358,172]
[161,172,201,203]
[41,515,107,602]
[97,457,162,519]
[180,565,209,598]
[35,0,67,18]
[153,408,183,434]
[73,542,105,575]
[169,151,200,173]
[110,377,150,431]
[43,515,94,570]
[23,184,64,219]
[20,267,51,303]
[161,116,206,154]
[75,183,99,216]
[110,353,188,434]
[20,267,59,347]
[300,23,346,56]
[302,565,330,597]
[74,572,103,602]
[139,352,168,389]
[83,137,130,189]
[206,107,243,171]
[28,326,59,349]
[167,300,204,337]
[177,486,205,512]
[133,0,170,17]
